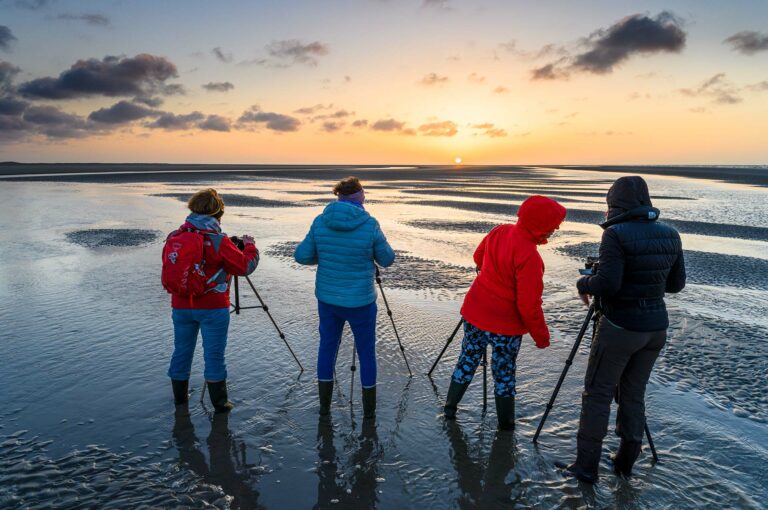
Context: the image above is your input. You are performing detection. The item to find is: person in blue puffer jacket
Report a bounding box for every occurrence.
[294,176,396,419]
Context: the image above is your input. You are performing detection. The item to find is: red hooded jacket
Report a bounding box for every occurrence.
[460,196,567,347]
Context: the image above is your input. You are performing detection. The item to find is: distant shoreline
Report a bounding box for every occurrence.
[1,163,766,186]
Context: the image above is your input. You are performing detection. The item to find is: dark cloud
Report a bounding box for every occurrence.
[311,109,352,122]
[133,95,164,107]
[294,103,333,115]
[22,104,94,138]
[321,121,343,132]
[420,72,449,86]
[724,31,768,55]
[198,114,231,132]
[146,111,205,130]
[352,119,368,128]
[202,81,234,92]
[371,118,405,131]
[0,26,17,51]
[573,12,686,74]
[55,13,111,27]
[266,40,329,67]
[88,100,160,124]
[18,54,180,100]
[212,47,233,63]
[0,95,27,115]
[0,60,20,91]
[532,12,685,80]
[418,120,457,137]
[6,0,52,10]
[679,73,742,105]
[238,106,301,132]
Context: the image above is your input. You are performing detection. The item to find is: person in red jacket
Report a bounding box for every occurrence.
[443,195,567,430]
[165,189,259,413]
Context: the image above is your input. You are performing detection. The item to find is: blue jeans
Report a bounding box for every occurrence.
[451,321,522,397]
[317,300,377,388]
[169,308,230,381]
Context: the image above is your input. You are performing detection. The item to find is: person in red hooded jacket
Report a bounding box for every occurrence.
[443,195,567,430]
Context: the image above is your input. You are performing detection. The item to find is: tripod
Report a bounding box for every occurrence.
[427,317,490,410]
[200,274,304,403]
[532,303,659,462]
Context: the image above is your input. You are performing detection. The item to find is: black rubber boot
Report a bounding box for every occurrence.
[556,442,601,484]
[495,395,515,431]
[362,386,376,420]
[444,380,470,419]
[318,380,333,416]
[611,440,642,477]
[207,380,234,414]
[172,379,189,406]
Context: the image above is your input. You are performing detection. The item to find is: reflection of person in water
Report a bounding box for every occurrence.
[314,418,380,509]
[173,409,263,509]
[445,422,517,509]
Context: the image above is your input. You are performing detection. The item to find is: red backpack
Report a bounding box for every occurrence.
[161,228,215,298]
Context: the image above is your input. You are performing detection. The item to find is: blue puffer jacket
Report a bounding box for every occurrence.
[294,201,396,308]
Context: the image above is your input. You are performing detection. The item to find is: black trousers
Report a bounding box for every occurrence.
[576,316,666,470]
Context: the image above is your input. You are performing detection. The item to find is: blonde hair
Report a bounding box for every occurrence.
[187,188,225,219]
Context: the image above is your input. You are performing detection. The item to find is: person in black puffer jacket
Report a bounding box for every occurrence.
[559,176,686,484]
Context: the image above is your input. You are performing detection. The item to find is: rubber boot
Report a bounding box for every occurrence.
[318,380,333,416]
[207,380,234,414]
[172,379,189,406]
[495,395,515,431]
[362,386,376,420]
[556,442,601,484]
[611,440,642,477]
[443,380,470,419]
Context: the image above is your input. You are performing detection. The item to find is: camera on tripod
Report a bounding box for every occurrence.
[579,256,599,276]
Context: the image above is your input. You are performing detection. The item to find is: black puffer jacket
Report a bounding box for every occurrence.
[577,176,686,331]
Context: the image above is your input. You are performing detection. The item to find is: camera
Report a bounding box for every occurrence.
[230,235,245,250]
[579,256,599,276]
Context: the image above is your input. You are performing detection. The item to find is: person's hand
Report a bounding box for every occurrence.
[534,336,550,349]
[241,234,255,246]
[579,293,591,306]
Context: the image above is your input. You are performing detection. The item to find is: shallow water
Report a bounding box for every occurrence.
[1,166,767,509]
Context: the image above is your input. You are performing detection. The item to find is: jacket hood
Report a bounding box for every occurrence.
[606,176,653,218]
[601,205,660,229]
[183,213,222,233]
[321,200,371,231]
[517,195,567,244]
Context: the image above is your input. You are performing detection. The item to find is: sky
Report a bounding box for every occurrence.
[0,0,767,164]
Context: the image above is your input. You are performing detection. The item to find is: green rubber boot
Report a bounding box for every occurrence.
[207,380,234,414]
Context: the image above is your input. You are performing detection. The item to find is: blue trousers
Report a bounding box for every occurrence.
[169,308,230,381]
[451,321,522,397]
[317,300,377,388]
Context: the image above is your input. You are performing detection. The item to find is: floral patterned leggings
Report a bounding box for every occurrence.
[451,320,523,397]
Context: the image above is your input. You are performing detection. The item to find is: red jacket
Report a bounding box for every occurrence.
[170,220,259,309]
[460,196,566,347]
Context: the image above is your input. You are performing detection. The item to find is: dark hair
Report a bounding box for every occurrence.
[187,188,225,220]
[333,176,363,196]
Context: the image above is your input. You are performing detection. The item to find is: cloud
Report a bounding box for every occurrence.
[294,103,333,115]
[146,111,205,130]
[0,26,17,51]
[266,40,329,67]
[23,104,93,138]
[18,54,181,100]
[0,60,20,91]
[321,121,343,132]
[492,85,510,94]
[470,122,507,138]
[724,31,768,55]
[6,0,52,10]
[202,81,234,92]
[311,109,353,122]
[0,95,27,115]
[467,72,485,83]
[420,72,449,86]
[212,47,233,63]
[88,100,160,124]
[238,105,301,132]
[532,12,685,80]
[133,95,164,107]
[198,114,231,132]
[422,0,451,10]
[352,119,368,128]
[418,120,457,137]
[679,73,742,105]
[55,13,111,27]
[747,80,768,92]
[371,118,406,131]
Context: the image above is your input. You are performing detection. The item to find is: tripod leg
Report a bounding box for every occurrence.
[532,305,595,444]
[234,276,241,315]
[243,276,304,372]
[350,343,357,407]
[645,422,659,462]
[375,268,412,376]
[427,318,464,377]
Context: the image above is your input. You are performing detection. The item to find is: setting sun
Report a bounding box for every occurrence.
[455,157,462,164]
